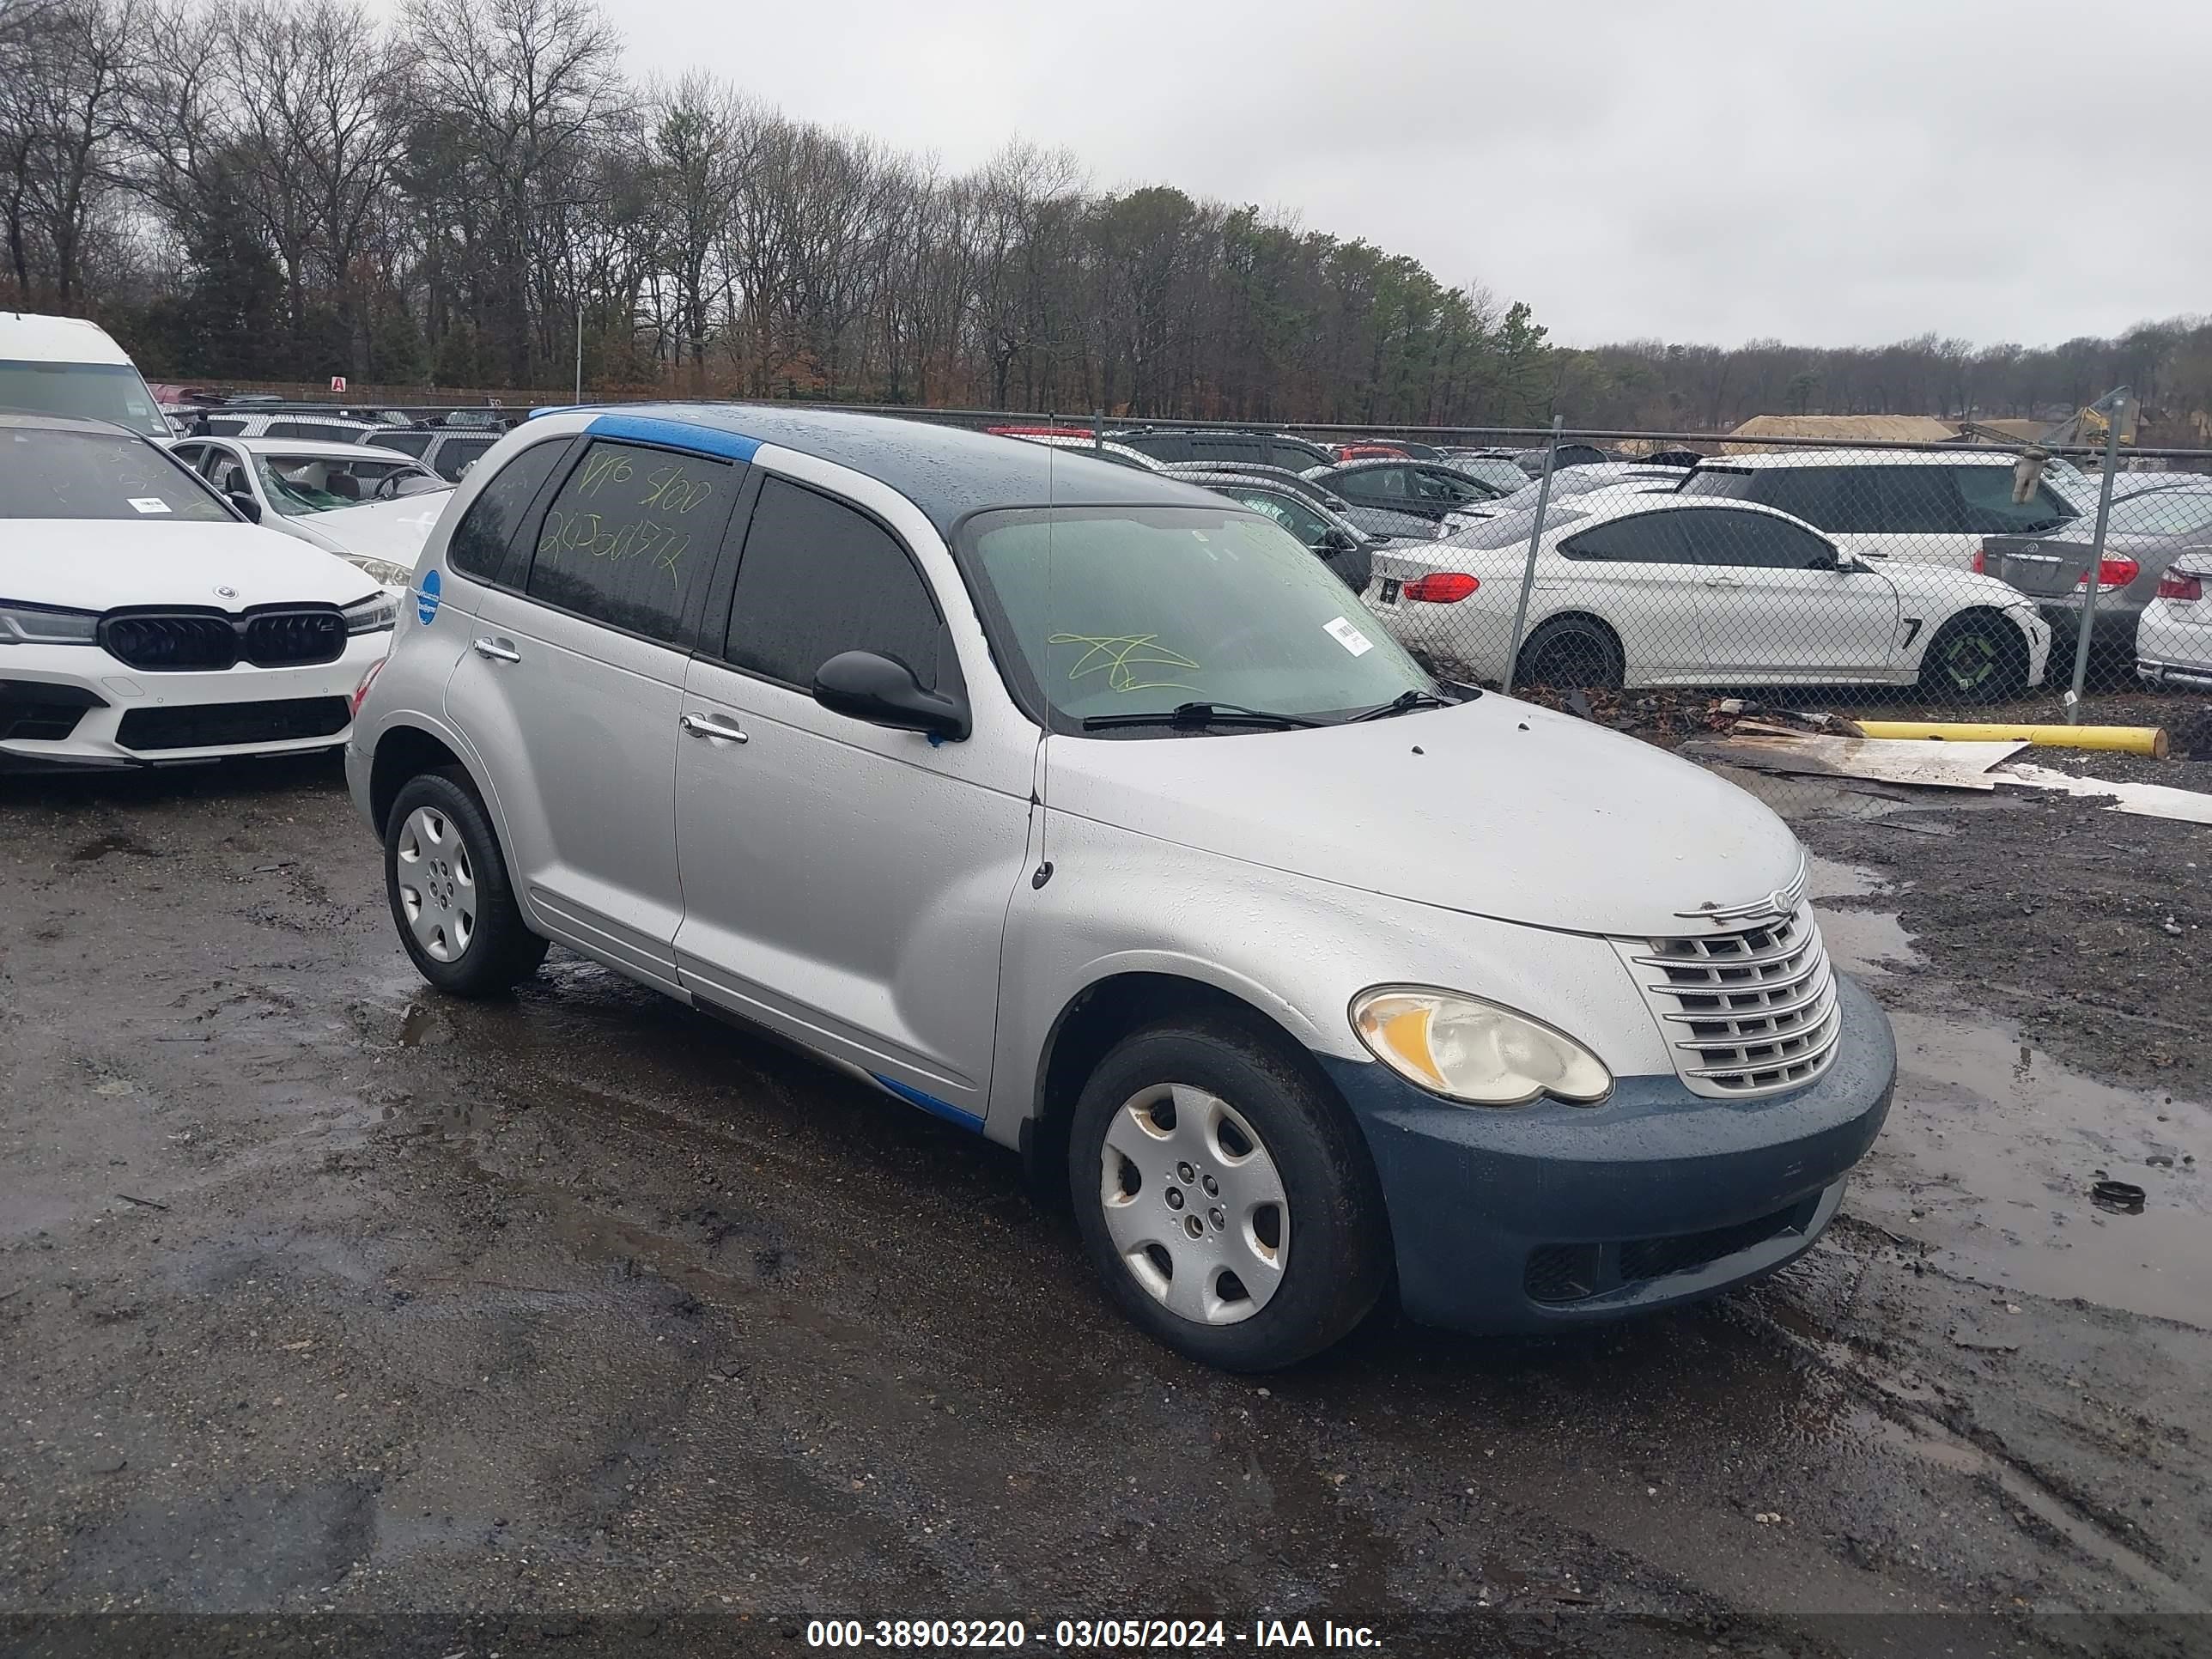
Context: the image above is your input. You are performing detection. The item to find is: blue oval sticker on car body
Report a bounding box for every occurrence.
[416,568,442,625]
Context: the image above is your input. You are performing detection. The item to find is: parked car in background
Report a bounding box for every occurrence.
[1174,471,1379,593]
[1157,460,1360,516]
[0,411,393,769]
[1434,463,1690,537]
[0,311,167,439]
[1109,426,1335,472]
[170,437,453,588]
[1432,452,1533,493]
[1332,442,1412,462]
[1979,483,2212,673]
[186,410,383,447]
[1302,458,1512,532]
[2136,547,2212,689]
[364,426,502,482]
[1366,495,2050,697]
[1676,449,2077,570]
[349,402,1893,1368]
[1512,442,1613,475]
[994,430,1166,471]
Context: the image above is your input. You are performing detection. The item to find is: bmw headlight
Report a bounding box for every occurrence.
[345,554,414,588]
[343,592,398,635]
[0,599,99,645]
[1350,987,1611,1106]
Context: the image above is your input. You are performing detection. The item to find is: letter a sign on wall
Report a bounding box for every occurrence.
[330,375,348,392]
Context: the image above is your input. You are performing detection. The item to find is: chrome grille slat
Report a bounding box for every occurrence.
[1615,898,1842,1098]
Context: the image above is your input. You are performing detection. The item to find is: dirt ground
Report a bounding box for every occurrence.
[2,746,2209,1659]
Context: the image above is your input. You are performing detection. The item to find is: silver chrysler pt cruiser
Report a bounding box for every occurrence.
[348,404,1895,1370]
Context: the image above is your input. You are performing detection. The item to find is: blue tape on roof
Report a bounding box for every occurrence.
[585,411,761,463]
[872,1073,985,1133]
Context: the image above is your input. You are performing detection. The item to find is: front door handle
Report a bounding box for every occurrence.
[1702,577,1745,588]
[680,711,748,744]
[471,636,521,663]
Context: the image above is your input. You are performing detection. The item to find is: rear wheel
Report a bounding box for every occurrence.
[1068,1014,1389,1370]
[385,769,547,997]
[1918,610,2028,701]
[1515,615,1625,692]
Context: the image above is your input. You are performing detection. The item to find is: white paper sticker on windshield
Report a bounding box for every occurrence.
[1324,616,1375,656]
[128,497,171,514]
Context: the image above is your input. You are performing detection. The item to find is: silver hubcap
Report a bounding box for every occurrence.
[396,805,477,963]
[1099,1084,1289,1326]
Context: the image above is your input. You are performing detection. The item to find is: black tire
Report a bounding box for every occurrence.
[1918,610,2028,702]
[1067,1013,1389,1370]
[1516,615,1625,692]
[384,768,547,997]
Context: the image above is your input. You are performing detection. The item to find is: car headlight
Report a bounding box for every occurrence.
[343,592,398,635]
[1350,986,1611,1106]
[0,599,100,645]
[345,555,414,588]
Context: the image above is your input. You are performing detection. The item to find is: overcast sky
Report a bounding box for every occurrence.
[609,0,2210,351]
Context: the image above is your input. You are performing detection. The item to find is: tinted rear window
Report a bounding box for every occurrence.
[0,427,231,520]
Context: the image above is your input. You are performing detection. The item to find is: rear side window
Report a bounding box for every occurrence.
[264,420,358,442]
[1559,513,1693,563]
[203,416,246,436]
[1954,465,2071,533]
[446,439,570,581]
[370,431,434,459]
[1267,440,1322,471]
[1338,465,1410,501]
[725,477,944,690]
[526,440,730,644]
[1746,468,1838,526]
[1188,434,1265,465]
[1870,466,1964,534]
[1117,433,1192,463]
[434,436,495,482]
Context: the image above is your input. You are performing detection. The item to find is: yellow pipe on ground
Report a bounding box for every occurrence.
[1849,720,2168,758]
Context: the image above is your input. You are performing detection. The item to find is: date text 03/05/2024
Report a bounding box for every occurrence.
[803,1618,1383,1650]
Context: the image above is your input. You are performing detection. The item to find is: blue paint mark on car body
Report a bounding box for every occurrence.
[416,568,441,625]
[872,1073,984,1132]
[585,411,761,464]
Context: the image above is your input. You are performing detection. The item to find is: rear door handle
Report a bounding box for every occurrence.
[680,711,748,744]
[471,636,521,663]
[1702,577,1745,588]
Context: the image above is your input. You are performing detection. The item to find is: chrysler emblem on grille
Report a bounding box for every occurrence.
[1675,854,1809,924]
[215,584,237,599]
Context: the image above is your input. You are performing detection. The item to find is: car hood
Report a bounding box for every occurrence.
[2,520,382,609]
[1045,694,1802,938]
[284,494,452,564]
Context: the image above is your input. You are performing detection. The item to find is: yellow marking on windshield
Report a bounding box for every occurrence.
[1049,634,1200,694]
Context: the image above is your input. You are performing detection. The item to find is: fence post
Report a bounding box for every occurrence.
[1501,415,1565,697]
[2066,387,2129,723]
[1093,408,1103,453]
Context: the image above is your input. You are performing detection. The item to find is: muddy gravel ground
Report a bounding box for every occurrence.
[3,753,2209,1659]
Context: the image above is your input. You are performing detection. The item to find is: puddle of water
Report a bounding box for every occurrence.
[1808,859,1929,979]
[1850,1009,2210,1326]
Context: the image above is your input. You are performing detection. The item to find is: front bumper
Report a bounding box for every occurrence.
[1322,973,1896,1333]
[0,635,386,769]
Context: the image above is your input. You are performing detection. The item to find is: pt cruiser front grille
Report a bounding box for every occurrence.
[100,607,346,672]
[1617,900,1841,1097]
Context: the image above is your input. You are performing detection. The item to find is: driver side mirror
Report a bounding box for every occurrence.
[813,650,969,740]
[228,492,261,523]
[1317,526,1358,554]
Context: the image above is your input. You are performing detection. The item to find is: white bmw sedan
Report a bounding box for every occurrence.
[1364,493,2052,698]
[1,412,395,770]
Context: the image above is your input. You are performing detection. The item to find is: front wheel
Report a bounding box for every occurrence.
[385,769,547,997]
[1917,611,2028,701]
[1068,1015,1389,1370]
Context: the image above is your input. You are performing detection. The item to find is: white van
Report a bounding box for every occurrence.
[0,311,167,439]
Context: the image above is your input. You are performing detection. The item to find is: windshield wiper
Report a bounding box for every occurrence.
[1344,689,1462,722]
[1082,701,1325,732]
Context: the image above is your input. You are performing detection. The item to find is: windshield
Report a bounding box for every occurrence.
[0,359,167,437]
[1,427,234,520]
[965,505,1434,732]
[256,452,438,515]
[2103,488,2212,537]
